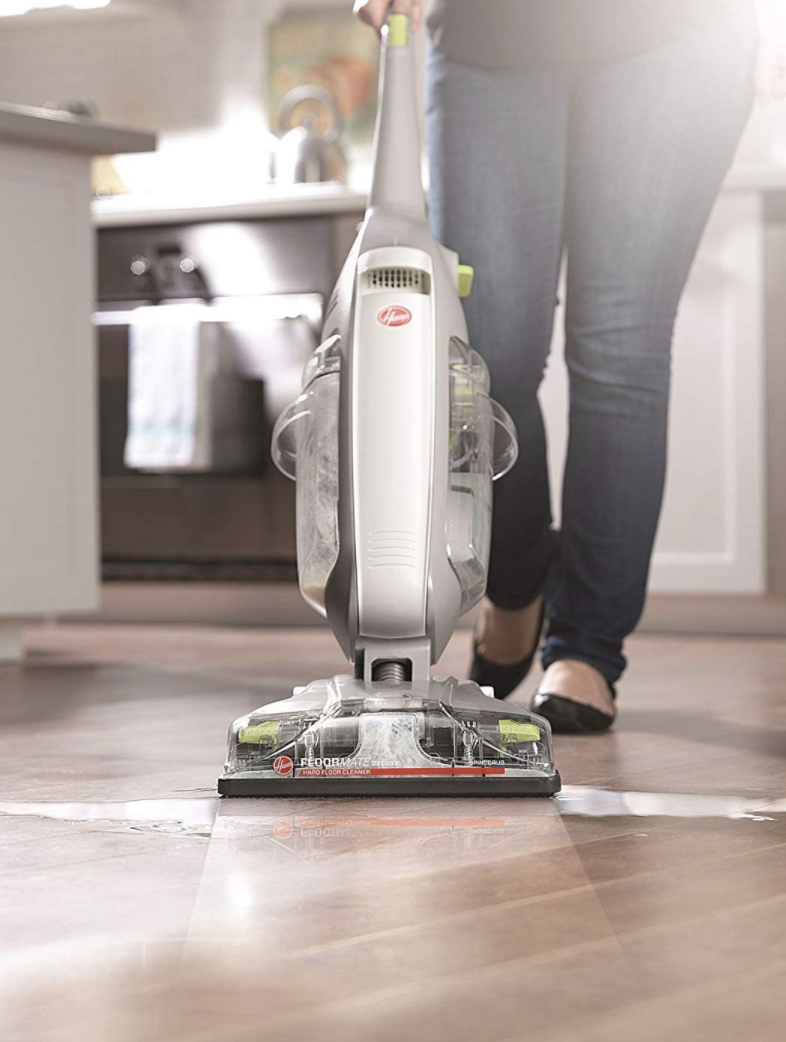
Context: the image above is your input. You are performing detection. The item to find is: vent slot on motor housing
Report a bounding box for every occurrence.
[365,267,430,294]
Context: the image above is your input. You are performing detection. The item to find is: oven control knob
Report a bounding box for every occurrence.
[130,255,152,277]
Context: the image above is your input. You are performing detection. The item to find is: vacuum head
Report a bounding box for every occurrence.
[219,678,560,797]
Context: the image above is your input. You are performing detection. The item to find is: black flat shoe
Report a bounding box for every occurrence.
[530,691,616,734]
[469,599,546,700]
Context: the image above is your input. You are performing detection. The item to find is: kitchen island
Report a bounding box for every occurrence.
[0,102,155,661]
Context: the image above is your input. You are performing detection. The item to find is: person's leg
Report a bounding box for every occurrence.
[540,1,758,707]
[426,46,571,663]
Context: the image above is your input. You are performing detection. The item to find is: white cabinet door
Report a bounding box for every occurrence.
[539,190,766,594]
[0,140,98,615]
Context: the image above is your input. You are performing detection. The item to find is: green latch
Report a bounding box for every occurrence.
[498,719,541,743]
[458,264,474,298]
[238,721,281,745]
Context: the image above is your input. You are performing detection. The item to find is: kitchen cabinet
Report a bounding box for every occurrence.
[0,103,154,659]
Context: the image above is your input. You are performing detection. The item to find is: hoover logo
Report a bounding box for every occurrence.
[377,305,412,327]
[273,755,294,777]
[272,818,294,839]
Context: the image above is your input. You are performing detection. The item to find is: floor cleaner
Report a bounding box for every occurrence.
[219,14,560,796]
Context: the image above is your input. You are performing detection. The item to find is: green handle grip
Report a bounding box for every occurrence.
[387,12,409,47]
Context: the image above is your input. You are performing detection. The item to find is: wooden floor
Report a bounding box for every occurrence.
[2,625,786,1042]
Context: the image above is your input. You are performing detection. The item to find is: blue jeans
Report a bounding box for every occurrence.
[426,2,757,685]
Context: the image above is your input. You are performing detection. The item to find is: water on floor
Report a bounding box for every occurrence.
[2,782,784,834]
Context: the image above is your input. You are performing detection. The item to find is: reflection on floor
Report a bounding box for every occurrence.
[2,624,786,1042]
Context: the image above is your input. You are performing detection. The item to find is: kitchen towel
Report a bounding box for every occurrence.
[124,304,218,471]
[222,312,316,421]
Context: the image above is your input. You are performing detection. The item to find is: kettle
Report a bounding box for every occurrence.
[270,85,348,185]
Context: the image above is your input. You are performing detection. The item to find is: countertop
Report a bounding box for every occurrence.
[0,101,156,156]
[92,181,369,227]
[90,161,786,228]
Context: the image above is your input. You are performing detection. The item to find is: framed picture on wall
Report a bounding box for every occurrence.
[268,5,379,149]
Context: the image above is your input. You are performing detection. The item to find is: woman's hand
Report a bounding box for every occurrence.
[756,0,786,101]
[353,0,423,34]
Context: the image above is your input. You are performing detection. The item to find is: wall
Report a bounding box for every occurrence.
[0,0,782,193]
[0,0,361,195]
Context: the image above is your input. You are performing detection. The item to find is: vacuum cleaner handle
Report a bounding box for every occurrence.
[368,12,427,220]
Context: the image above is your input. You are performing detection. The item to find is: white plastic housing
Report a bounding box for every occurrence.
[352,246,435,638]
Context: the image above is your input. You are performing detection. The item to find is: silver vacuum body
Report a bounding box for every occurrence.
[219,14,560,797]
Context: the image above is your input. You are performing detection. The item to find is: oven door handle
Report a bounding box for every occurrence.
[93,293,324,334]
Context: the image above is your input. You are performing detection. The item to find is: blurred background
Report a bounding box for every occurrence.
[1,0,786,650]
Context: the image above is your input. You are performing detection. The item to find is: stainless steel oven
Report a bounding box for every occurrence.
[96,210,362,582]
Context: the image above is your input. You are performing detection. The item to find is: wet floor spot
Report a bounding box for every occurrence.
[1,786,784,840]
[0,796,220,836]
[556,786,786,819]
